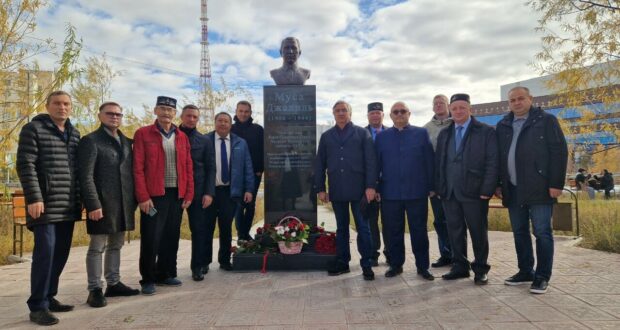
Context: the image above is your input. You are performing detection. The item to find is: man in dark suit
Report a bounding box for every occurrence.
[78,102,140,308]
[315,100,377,281]
[435,94,498,285]
[496,86,568,294]
[365,102,388,266]
[179,105,216,281]
[375,101,434,280]
[206,112,254,271]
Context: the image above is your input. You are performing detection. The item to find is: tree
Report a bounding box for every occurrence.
[529,0,620,172]
[70,54,119,135]
[0,0,82,187]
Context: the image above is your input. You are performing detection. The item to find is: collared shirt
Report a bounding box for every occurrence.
[369,125,384,141]
[156,121,177,139]
[454,116,472,137]
[336,122,352,138]
[215,133,231,186]
[103,126,121,145]
[508,113,529,185]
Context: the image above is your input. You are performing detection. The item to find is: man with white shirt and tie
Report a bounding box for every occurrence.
[205,112,254,271]
[434,93,498,285]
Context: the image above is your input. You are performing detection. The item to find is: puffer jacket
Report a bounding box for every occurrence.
[16,114,82,227]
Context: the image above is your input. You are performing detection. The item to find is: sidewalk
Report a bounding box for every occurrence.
[0,205,619,329]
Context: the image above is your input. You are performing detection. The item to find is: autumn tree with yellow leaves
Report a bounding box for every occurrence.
[529,0,620,172]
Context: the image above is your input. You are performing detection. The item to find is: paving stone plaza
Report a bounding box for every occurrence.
[1,206,619,329]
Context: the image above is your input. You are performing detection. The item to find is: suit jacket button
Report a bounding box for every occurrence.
[340,169,344,173]
[340,157,344,160]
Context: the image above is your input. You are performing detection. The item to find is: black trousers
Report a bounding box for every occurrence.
[442,198,491,275]
[27,221,75,312]
[235,174,261,240]
[206,186,237,266]
[139,188,182,284]
[187,200,209,271]
[366,202,387,259]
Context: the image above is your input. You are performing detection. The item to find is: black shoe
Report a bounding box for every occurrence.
[201,265,209,274]
[504,271,535,286]
[431,257,452,268]
[105,282,140,297]
[530,278,549,294]
[48,298,74,312]
[441,270,470,280]
[29,310,59,326]
[192,269,204,281]
[474,273,489,285]
[417,269,435,281]
[385,267,403,278]
[87,288,107,308]
[362,267,375,281]
[371,257,379,267]
[219,263,233,271]
[327,263,350,276]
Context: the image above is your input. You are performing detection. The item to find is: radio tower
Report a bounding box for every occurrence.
[200,0,214,131]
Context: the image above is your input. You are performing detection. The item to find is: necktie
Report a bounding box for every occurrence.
[220,138,229,184]
[455,126,464,152]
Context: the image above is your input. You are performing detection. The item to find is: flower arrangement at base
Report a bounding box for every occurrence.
[314,232,336,254]
[271,216,309,254]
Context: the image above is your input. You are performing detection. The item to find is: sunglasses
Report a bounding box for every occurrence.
[103,112,124,118]
[391,109,408,115]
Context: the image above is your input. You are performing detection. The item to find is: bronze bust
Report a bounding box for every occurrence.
[270,37,311,85]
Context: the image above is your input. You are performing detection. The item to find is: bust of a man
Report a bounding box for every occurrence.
[270,37,311,85]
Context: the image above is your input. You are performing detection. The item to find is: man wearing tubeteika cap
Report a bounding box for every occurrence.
[133,96,194,295]
[365,102,388,266]
[435,93,498,285]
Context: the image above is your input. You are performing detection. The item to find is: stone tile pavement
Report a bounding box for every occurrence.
[1,205,619,329]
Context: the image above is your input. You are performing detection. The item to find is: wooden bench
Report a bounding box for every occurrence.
[11,195,27,258]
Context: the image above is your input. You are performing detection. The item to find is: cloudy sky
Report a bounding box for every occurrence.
[33,0,544,126]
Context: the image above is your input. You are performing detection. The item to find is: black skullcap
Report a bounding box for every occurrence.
[367,102,383,112]
[156,96,177,109]
[450,93,470,104]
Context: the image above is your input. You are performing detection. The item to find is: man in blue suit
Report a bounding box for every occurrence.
[315,100,377,281]
[375,101,435,280]
[206,112,254,271]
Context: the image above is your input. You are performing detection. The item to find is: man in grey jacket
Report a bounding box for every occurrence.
[78,102,140,308]
[423,94,453,268]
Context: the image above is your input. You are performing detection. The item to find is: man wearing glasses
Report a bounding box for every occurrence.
[375,102,435,280]
[133,96,194,295]
[78,102,140,308]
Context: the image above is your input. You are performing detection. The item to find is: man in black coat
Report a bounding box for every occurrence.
[179,105,216,281]
[231,100,263,241]
[365,102,388,266]
[435,94,498,285]
[78,102,140,308]
[315,100,377,281]
[17,91,82,326]
[496,86,568,294]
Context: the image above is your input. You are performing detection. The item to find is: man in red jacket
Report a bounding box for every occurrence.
[133,96,193,295]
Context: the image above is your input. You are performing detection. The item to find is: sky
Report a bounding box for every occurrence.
[33,0,545,126]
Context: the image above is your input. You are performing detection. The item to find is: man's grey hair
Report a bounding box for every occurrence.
[332,100,352,113]
[508,86,531,96]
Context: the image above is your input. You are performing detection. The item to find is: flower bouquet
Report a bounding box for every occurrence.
[271,216,309,254]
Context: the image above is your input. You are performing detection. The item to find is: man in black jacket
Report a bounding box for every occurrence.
[435,94,498,285]
[179,104,216,281]
[17,91,82,326]
[231,100,263,241]
[496,86,568,294]
[78,102,140,308]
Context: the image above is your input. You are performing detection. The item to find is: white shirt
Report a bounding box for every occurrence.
[215,133,231,186]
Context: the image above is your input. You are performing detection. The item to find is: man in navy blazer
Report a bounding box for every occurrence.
[375,101,435,280]
[315,100,377,281]
[206,112,254,271]
[365,102,388,266]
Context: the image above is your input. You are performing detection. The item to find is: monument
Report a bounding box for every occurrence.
[233,37,335,271]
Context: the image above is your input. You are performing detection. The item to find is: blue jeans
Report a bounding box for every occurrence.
[508,203,554,281]
[28,221,75,312]
[430,196,452,260]
[331,201,373,268]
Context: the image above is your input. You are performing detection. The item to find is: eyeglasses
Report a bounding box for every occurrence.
[391,109,408,115]
[103,112,124,118]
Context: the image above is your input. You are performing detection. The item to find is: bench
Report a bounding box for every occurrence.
[11,195,27,259]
